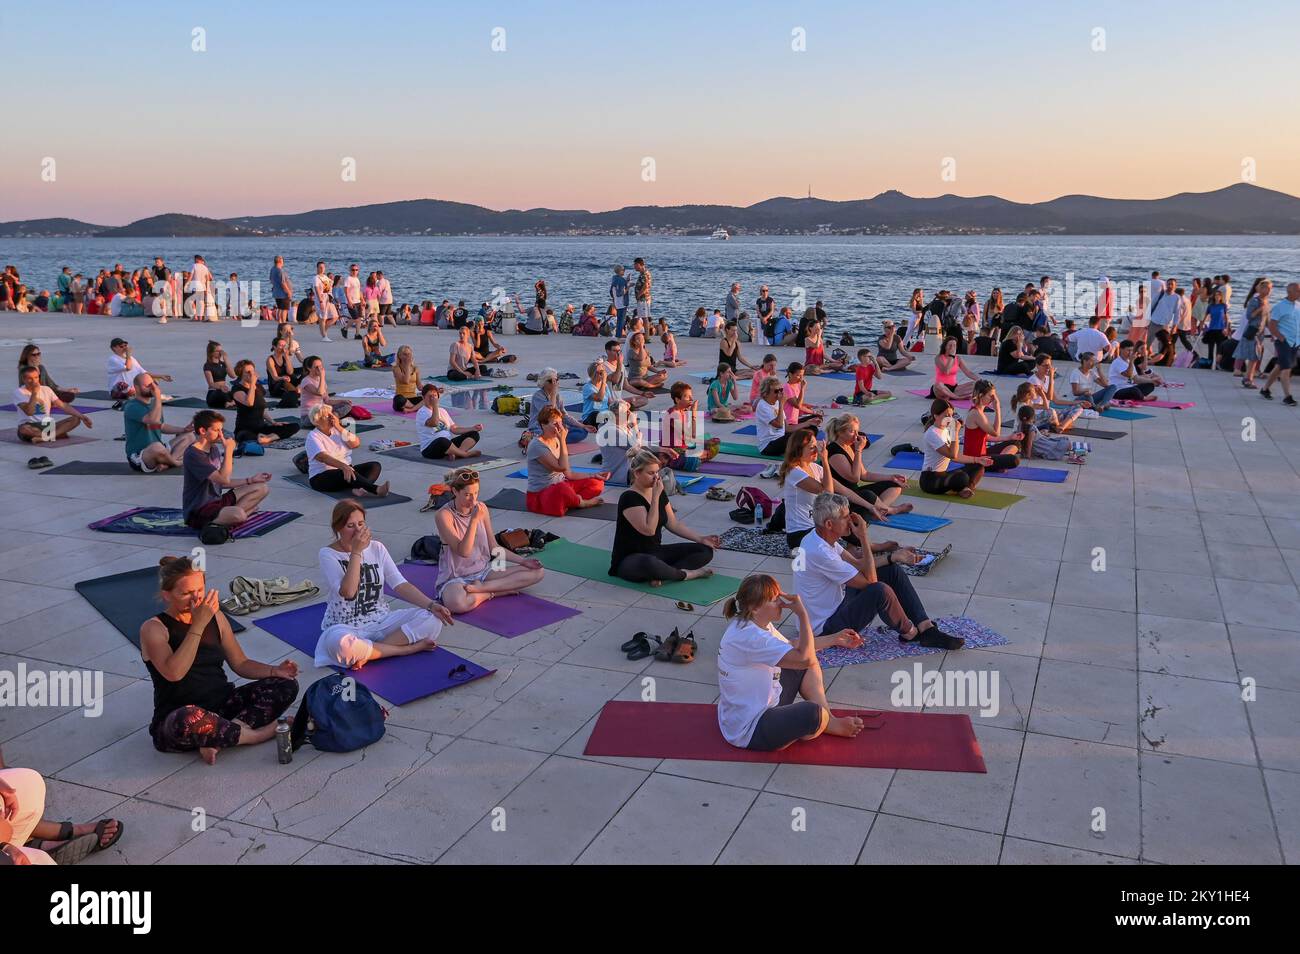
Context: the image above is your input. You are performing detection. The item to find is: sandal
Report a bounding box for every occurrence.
[46,832,100,866]
[620,631,651,653]
[675,600,695,612]
[671,630,697,664]
[27,456,53,469]
[705,487,734,501]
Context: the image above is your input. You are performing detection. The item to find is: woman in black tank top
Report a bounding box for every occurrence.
[231,359,300,446]
[140,556,298,760]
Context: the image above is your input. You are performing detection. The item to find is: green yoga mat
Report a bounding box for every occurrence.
[535,539,741,605]
[901,485,1024,509]
[714,440,781,460]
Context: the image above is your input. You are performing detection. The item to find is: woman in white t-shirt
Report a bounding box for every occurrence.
[416,384,482,460]
[305,405,389,497]
[778,427,884,549]
[753,375,815,458]
[314,499,453,669]
[717,574,865,751]
[918,398,991,499]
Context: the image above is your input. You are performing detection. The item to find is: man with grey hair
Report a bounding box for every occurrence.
[792,493,963,649]
[725,282,742,324]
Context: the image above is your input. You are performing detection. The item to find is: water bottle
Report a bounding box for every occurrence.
[275,717,292,764]
[754,501,765,532]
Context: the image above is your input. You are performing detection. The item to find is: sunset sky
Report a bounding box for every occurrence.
[4,0,1297,225]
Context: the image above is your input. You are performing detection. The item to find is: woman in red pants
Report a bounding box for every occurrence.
[525,406,610,516]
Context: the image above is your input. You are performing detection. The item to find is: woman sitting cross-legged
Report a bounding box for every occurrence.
[140,555,299,765]
[753,374,816,458]
[824,413,913,518]
[447,326,483,381]
[526,406,609,516]
[314,500,454,669]
[609,449,720,586]
[717,575,866,752]
[791,492,964,649]
[781,427,895,550]
[202,340,236,408]
[231,359,300,447]
[920,398,992,498]
[433,467,544,612]
[299,355,354,425]
[390,345,421,412]
[601,400,681,486]
[529,367,593,445]
[305,404,389,497]
[417,383,482,460]
[963,380,1022,472]
[930,335,982,400]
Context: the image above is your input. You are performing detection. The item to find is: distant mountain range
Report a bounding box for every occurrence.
[5,183,1300,237]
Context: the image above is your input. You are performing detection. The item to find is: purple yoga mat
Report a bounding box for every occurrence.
[389,562,581,638]
[255,601,494,706]
[698,460,765,477]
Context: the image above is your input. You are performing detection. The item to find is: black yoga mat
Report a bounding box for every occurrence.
[76,566,244,648]
[281,473,412,507]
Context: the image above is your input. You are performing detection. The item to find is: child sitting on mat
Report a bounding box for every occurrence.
[851,348,892,404]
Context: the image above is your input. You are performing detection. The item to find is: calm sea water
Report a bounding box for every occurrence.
[4,235,1296,339]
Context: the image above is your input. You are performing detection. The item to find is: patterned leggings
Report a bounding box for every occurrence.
[152,677,298,752]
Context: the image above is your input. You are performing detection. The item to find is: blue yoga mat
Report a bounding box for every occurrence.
[869,511,952,533]
[886,451,1068,483]
[504,465,724,495]
[1053,403,1154,422]
[255,602,494,706]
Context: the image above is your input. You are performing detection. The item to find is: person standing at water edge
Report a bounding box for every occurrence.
[610,265,630,337]
[1260,282,1300,405]
[270,255,292,323]
[633,258,652,321]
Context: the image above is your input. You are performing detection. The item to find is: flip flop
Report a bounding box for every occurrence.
[91,818,124,853]
[46,832,100,866]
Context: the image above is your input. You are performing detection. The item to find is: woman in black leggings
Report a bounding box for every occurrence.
[608,449,720,585]
[230,360,300,446]
[919,399,992,498]
[305,405,389,497]
[417,384,482,460]
[964,381,1022,472]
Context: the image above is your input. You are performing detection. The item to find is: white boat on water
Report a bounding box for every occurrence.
[710,228,730,240]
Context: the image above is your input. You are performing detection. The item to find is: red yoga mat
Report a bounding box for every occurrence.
[584,701,986,773]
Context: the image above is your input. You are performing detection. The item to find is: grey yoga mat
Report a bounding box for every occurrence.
[76,566,244,647]
[484,487,619,521]
[380,444,502,466]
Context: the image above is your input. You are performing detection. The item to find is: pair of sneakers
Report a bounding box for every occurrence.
[1259,387,1298,406]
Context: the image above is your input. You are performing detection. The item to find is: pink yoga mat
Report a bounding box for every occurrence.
[1114,399,1194,409]
[906,389,972,409]
[584,701,986,772]
[389,562,581,638]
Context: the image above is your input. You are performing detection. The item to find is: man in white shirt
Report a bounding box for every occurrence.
[1066,316,1110,361]
[107,291,128,317]
[1148,277,1178,343]
[792,493,963,648]
[376,270,393,320]
[1068,351,1119,411]
[188,254,213,321]
[107,337,171,400]
[342,264,365,336]
[15,364,93,444]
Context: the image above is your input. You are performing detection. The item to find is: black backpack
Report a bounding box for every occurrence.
[409,533,442,564]
[199,524,230,546]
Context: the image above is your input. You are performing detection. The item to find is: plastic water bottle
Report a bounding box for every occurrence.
[754,502,765,532]
[275,718,292,764]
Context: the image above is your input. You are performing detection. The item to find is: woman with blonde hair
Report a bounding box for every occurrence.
[609,449,719,585]
[718,574,865,751]
[433,468,544,612]
[314,500,453,670]
[391,345,421,412]
[824,413,912,516]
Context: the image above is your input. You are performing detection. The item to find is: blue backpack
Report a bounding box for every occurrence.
[290,673,386,752]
